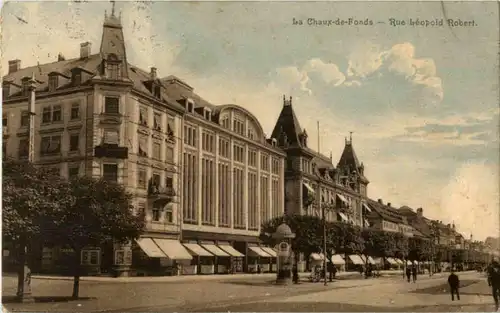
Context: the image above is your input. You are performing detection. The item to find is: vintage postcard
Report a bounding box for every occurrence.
[1,1,499,312]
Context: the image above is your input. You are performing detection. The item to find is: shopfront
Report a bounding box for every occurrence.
[247,245,272,273]
[134,237,192,276]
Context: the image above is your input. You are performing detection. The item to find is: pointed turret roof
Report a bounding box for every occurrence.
[270,95,304,147]
[99,1,129,79]
[337,133,361,170]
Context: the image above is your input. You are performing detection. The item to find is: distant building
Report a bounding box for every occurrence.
[365,199,415,237]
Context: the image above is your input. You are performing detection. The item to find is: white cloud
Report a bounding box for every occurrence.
[303,58,345,86]
[438,162,500,240]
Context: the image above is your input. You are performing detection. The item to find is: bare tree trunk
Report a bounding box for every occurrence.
[72,248,82,299]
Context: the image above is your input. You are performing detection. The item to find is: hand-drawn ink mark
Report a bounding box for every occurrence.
[15,15,28,24]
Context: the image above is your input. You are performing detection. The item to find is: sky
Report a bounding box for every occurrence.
[2,1,499,241]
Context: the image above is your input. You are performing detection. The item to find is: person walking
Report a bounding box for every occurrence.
[406,266,412,283]
[327,261,334,282]
[448,270,460,301]
[488,260,500,311]
[292,264,299,284]
[411,265,418,283]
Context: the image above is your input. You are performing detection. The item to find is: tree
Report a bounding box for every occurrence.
[2,159,71,301]
[260,214,324,258]
[329,222,365,255]
[41,176,144,299]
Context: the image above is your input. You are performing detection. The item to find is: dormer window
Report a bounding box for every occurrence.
[221,116,230,129]
[105,55,121,80]
[185,99,194,113]
[21,79,30,96]
[203,108,212,121]
[48,75,58,92]
[72,71,82,86]
[153,85,161,99]
[271,138,277,147]
[2,82,10,98]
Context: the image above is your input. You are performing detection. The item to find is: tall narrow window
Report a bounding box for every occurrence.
[18,138,29,158]
[153,112,162,131]
[103,164,118,182]
[20,111,29,127]
[71,103,80,120]
[69,134,80,152]
[42,107,51,123]
[48,75,58,91]
[104,97,120,114]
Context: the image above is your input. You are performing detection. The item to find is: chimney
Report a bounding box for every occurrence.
[417,207,423,217]
[150,67,157,80]
[80,42,91,59]
[58,53,65,61]
[377,199,383,204]
[8,59,21,73]
[387,202,391,207]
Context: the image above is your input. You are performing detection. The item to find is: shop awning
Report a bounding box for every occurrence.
[201,244,230,257]
[348,254,364,265]
[248,246,271,257]
[337,194,348,204]
[373,257,383,264]
[261,247,277,258]
[310,253,325,261]
[303,182,315,194]
[366,256,376,265]
[338,212,349,222]
[153,238,192,260]
[386,257,399,265]
[395,258,404,265]
[218,245,244,257]
[183,243,213,257]
[331,254,345,265]
[135,238,167,258]
[362,203,372,212]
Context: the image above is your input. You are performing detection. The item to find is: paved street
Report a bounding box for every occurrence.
[2,271,496,312]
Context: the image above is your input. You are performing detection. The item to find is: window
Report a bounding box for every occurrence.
[72,72,81,86]
[233,117,245,136]
[261,154,269,171]
[18,138,29,158]
[103,164,118,182]
[153,112,162,131]
[152,173,161,187]
[103,130,119,145]
[137,202,146,216]
[40,135,61,155]
[137,169,147,189]
[165,176,173,188]
[2,141,6,159]
[153,141,161,160]
[69,134,79,152]
[42,107,51,123]
[71,103,80,120]
[248,150,257,167]
[202,131,214,153]
[221,117,230,129]
[233,144,244,163]
[165,203,173,223]
[272,158,280,175]
[48,76,58,91]
[183,124,197,147]
[20,111,29,127]
[167,115,175,135]
[218,137,230,158]
[153,85,161,98]
[81,250,100,266]
[106,62,120,80]
[139,107,147,126]
[152,203,161,222]
[104,97,119,114]
[248,129,255,140]
[2,113,7,128]
[165,145,174,163]
[68,165,79,178]
[138,135,148,157]
[52,105,62,122]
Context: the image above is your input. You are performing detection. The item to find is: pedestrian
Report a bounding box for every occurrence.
[448,270,460,301]
[488,260,500,311]
[327,262,334,282]
[406,266,411,283]
[292,264,299,284]
[411,265,417,283]
[332,264,337,280]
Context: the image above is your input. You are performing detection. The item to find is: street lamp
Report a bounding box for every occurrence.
[320,202,335,286]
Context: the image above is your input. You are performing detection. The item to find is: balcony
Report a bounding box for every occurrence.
[148,182,176,201]
[94,144,128,159]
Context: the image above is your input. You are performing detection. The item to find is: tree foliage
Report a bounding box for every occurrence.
[2,159,71,243]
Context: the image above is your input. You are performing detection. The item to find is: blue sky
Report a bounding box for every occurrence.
[2,1,499,240]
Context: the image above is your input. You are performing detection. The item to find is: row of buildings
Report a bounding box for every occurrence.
[2,6,498,276]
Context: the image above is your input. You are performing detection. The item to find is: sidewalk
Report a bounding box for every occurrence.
[14,269,470,283]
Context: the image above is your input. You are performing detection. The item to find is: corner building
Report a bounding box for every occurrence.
[162,78,285,275]
[269,96,370,271]
[2,10,186,276]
